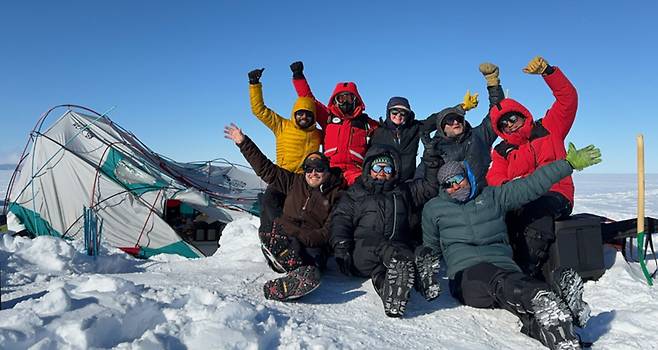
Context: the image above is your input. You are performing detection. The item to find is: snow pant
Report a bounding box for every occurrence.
[351,240,415,294]
[506,191,572,281]
[258,184,286,234]
[449,262,554,344]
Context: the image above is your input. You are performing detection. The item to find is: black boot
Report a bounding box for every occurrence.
[381,255,416,317]
[259,225,303,272]
[551,267,590,328]
[414,247,441,301]
[263,265,321,301]
[530,290,581,350]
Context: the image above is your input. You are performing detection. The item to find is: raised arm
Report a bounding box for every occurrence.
[248,68,285,135]
[290,61,329,129]
[224,124,294,192]
[523,56,578,140]
[476,62,505,145]
[495,143,601,211]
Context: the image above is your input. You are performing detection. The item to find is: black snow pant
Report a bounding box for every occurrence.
[506,191,572,281]
[351,240,415,294]
[258,184,286,234]
[449,262,554,344]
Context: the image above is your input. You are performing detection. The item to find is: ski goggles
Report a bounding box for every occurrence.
[389,108,409,118]
[335,92,356,105]
[443,114,464,125]
[371,163,394,174]
[497,114,523,131]
[441,174,465,188]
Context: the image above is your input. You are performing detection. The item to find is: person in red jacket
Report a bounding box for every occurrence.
[290,61,379,185]
[486,56,578,282]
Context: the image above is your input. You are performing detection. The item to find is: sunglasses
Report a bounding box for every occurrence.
[497,114,522,131]
[335,92,356,105]
[371,163,394,174]
[444,114,464,125]
[441,174,465,189]
[303,165,327,174]
[389,108,409,118]
[295,109,314,117]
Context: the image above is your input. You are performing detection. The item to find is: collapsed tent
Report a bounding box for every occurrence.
[3,105,266,258]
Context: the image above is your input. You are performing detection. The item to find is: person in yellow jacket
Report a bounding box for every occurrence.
[247,67,324,236]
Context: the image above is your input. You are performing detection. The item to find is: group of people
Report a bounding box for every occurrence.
[223,56,602,350]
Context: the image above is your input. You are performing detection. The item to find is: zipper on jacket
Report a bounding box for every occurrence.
[389,193,397,240]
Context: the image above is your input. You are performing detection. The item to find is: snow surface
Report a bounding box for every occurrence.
[1,174,658,350]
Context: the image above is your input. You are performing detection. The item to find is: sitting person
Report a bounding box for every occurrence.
[329,144,442,317]
[420,144,601,350]
[486,56,579,281]
[224,123,345,301]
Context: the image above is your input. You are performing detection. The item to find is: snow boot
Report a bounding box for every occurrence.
[551,267,591,328]
[530,290,581,350]
[263,265,321,301]
[259,228,303,272]
[414,248,441,301]
[381,256,416,317]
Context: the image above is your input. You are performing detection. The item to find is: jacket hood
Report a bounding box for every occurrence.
[489,98,534,146]
[291,97,318,130]
[433,105,472,142]
[359,144,401,190]
[327,82,366,119]
[439,160,478,203]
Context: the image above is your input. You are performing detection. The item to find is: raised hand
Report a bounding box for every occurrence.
[290,61,304,78]
[224,123,245,144]
[462,90,479,111]
[565,142,602,171]
[248,68,265,84]
[523,56,549,75]
[479,62,500,86]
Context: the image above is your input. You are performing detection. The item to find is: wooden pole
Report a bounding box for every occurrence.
[638,134,645,234]
[637,134,652,285]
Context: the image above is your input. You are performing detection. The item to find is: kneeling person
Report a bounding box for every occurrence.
[225,123,345,301]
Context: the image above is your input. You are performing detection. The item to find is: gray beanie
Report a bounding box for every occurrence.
[437,161,466,184]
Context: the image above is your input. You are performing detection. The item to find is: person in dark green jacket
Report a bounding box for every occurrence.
[420,144,601,350]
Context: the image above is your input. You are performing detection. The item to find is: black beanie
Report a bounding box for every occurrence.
[386,96,412,112]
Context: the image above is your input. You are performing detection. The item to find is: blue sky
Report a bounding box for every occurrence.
[1,1,656,173]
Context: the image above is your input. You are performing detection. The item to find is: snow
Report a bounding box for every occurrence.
[1,174,658,350]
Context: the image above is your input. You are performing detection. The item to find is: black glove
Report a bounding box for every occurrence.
[248,68,264,84]
[290,61,304,79]
[421,144,443,169]
[334,240,354,276]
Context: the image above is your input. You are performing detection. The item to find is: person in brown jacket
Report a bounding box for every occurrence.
[224,123,346,301]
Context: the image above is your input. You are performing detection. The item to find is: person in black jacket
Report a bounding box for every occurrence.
[371,93,479,183]
[225,123,345,302]
[329,144,442,317]
[421,63,505,192]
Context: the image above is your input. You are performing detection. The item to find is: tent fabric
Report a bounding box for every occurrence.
[5,106,266,258]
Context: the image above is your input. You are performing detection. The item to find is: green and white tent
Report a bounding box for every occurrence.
[4,105,265,258]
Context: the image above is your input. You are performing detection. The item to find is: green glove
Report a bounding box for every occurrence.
[565,142,602,171]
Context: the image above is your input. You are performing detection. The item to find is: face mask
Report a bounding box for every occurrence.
[449,186,471,202]
[339,101,355,115]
